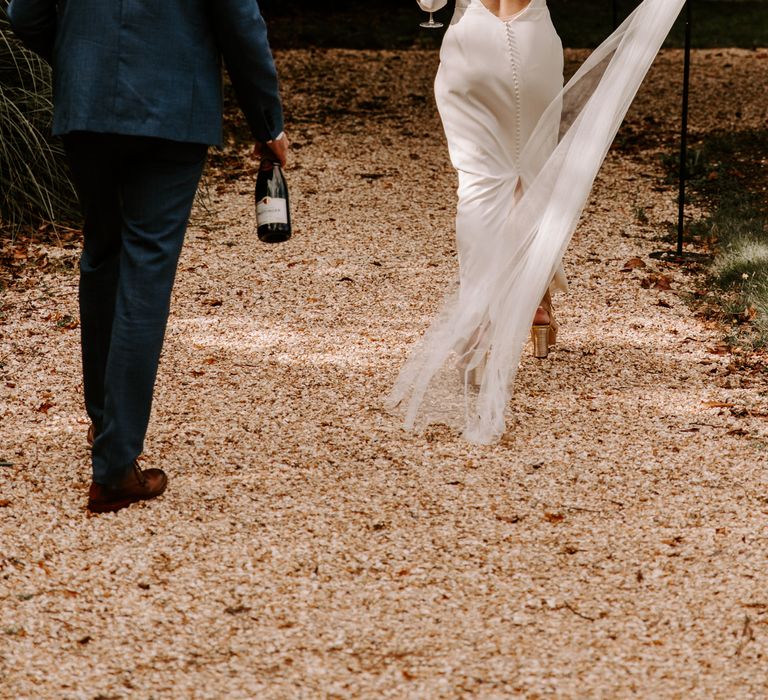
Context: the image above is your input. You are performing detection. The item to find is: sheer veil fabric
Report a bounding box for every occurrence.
[388,0,687,444]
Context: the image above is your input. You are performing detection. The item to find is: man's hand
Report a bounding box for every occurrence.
[253,133,289,167]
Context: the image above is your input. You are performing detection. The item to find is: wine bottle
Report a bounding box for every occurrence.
[255,159,291,243]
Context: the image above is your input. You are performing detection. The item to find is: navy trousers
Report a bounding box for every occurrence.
[63,133,207,486]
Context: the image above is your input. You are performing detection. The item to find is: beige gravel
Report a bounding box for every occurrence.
[2,48,768,699]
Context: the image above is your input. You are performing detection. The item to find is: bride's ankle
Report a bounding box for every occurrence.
[533,305,550,326]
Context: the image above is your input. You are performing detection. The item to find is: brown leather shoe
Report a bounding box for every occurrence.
[87,462,168,513]
[87,423,95,447]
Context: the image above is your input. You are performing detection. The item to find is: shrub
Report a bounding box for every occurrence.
[0,6,78,235]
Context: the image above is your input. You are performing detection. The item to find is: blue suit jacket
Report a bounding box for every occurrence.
[7,0,284,145]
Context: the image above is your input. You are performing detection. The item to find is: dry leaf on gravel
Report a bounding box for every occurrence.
[621,256,646,271]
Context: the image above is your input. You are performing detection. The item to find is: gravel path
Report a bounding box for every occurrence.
[2,48,768,699]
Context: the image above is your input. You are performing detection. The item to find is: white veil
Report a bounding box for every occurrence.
[386,0,687,444]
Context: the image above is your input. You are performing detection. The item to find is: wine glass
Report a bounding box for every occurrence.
[420,11,444,29]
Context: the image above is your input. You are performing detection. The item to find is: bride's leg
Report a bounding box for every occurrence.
[518,177,561,356]
[454,170,498,385]
[532,290,558,359]
[456,319,490,387]
[534,289,558,343]
[516,176,560,347]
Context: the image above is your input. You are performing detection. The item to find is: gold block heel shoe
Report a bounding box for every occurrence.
[531,324,551,359]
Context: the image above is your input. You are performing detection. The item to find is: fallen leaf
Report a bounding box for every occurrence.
[661,536,684,547]
[738,306,757,322]
[544,512,565,524]
[55,315,79,331]
[496,513,521,524]
[36,401,55,414]
[224,605,250,615]
[708,345,731,356]
[702,401,735,409]
[621,257,646,271]
[640,273,673,290]
[0,500,10,507]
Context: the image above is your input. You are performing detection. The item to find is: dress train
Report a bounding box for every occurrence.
[387,0,687,444]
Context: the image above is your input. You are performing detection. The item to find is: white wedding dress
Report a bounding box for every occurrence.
[431,0,568,300]
[387,0,687,444]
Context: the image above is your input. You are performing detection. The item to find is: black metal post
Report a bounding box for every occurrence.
[649,0,706,265]
[676,0,692,256]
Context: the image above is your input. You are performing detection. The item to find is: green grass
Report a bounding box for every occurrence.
[668,129,768,346]
[714,237,768,345]
[716,241,768,289]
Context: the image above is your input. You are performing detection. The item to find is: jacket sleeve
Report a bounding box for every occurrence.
[208,0,285,142]
[6,0,57,64]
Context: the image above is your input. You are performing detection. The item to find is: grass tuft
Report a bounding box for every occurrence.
[0,7,78,237]
[715,240,768,290]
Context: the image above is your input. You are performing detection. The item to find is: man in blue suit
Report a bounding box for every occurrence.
[8,0,288,513]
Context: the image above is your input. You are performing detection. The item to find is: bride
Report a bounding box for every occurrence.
[423,0,567,365]
[387,0,687,444]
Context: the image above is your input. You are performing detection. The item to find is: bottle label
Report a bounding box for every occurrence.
[256,196,288,226]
